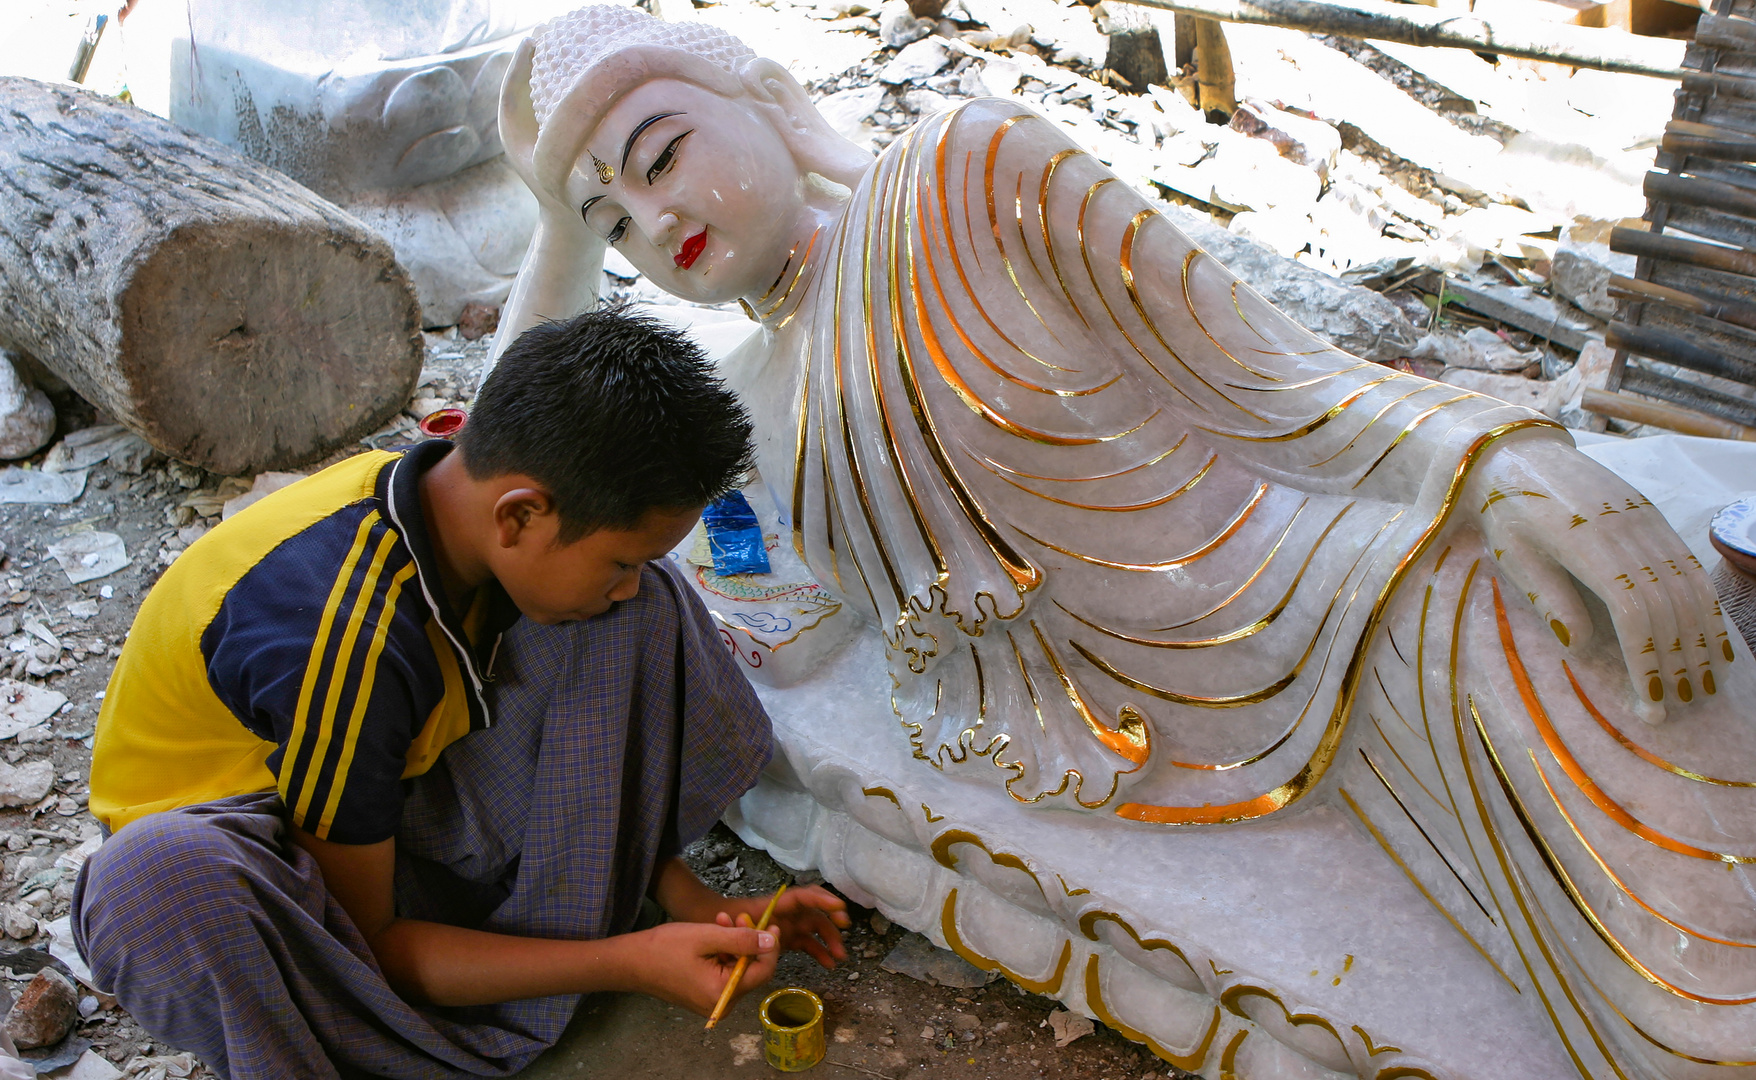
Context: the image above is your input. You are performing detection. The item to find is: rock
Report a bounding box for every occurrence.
[1546,339,1617,428]
[919,1026,935,1039]
[0,680,66,738]
[44,533,130,586]
[221,471,309,520]
[1229,100,1340,180]
[950,1013,981,1032]
[0,468,86,506]
[0,355,52,463]
[1201,135,1321,214]
[5,967,76,1049]
[1228,209,1316,260]
[1552,238,1634,321]
[1160,204,1421,362]
[880,2,936,46]
[960,56,1023,97]
[63,600,97,620]
[880,37,951,83]
[1440,368,1557,415]
[869,911,891,935]
[1411,329,1536,373]
[1047,1009,1094,1047]
[456,301,500,342]
[62,1049,123,1080]
[0,760,54,808]
[903,88,952,117]
[2,904,36,941]
[817,85,889,145]
[880,932,999,988]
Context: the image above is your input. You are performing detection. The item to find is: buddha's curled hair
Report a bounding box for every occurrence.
[527,5,757,128]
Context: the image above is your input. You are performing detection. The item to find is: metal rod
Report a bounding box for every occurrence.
[1106,0,1687,78]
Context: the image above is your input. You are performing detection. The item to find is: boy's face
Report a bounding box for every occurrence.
[491,503,704,624]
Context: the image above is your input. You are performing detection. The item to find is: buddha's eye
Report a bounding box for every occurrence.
[606,216,631,243]
[646,130,692,185]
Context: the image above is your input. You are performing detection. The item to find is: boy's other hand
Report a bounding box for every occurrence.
[716,886,850,970]
[631,920,780,1015]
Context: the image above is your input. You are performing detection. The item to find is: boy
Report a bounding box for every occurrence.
[74,308,848,1079]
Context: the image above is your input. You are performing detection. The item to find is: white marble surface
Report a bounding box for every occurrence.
[501,10,1756,1073]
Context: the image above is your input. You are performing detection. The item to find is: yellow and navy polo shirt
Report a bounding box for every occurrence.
[90,440,517,844]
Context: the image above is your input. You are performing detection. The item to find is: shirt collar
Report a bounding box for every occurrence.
[377,440,517,728]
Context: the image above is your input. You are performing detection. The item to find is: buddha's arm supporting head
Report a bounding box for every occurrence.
[490,5,872,364]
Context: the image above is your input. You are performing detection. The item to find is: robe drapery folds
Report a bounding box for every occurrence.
[765,97,1756,1072]
[780,97,1555,820]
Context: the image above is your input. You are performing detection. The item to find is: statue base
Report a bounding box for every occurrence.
[725,633,1570,1078]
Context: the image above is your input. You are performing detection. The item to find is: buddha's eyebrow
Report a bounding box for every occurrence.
[622,112,683,171]
[581,195,608,217]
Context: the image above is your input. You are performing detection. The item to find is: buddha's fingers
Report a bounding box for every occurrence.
[1492,541,1593,655]
[1643,520,1726,704]
[1569,532,1675,725]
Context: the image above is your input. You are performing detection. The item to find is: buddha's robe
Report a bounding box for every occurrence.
[736,97,1756,1074]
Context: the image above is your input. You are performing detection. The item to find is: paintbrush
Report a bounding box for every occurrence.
[704,884,787,1030]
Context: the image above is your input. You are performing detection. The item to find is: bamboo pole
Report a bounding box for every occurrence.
[1107,0,1687,78]
[1643,170,1756,223]
[1583,388,1756,440]
[1609,275,1756,335]
[1611,227,1756,278]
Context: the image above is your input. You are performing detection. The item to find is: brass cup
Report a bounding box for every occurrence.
[759,987,825,1072]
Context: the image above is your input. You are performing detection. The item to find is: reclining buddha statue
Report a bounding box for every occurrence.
[490,7,1756,1076]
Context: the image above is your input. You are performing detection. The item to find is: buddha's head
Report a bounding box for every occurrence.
[501,5,871,306]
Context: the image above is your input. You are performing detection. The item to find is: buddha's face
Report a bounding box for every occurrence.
[567,78,806,305]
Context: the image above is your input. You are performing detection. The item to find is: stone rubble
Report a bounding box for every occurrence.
[6,967,78,1050]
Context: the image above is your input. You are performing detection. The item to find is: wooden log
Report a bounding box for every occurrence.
[1583,386,1756,439]
[1682,70,1756,100]
[1644,170,1756,222]
[1101,4,1172,93]
[1661,130,1756,162]
[0,78,422,476]
[1607,319,1756,383]
[1194,18,1238,118]
[1611,226,1756,277]
[1620,362,1756,427]
[1698,12,1756,50]
[1610,273,1756,333]
[1108,0,1688,77]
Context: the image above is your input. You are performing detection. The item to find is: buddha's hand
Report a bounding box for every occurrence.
[1463,431,1729,725]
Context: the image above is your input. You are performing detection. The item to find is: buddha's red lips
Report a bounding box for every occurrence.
[675,231,707,269]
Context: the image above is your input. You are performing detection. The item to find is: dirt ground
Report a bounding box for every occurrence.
[0,330,1185,1079]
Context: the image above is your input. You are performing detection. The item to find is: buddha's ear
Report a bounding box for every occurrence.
[739,57,874,187]
[499,37,541,185]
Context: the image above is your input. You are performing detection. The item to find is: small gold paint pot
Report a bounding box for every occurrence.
[759,987,825,1071]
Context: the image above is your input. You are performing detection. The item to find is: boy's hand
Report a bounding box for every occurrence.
[716,886,850,969]
[626,921,780,1015]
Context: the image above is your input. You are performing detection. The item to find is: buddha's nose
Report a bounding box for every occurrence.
[648,210,681,246]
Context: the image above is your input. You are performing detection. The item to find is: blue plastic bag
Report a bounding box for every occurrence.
[702,491,772,576]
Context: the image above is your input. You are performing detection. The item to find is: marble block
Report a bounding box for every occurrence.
[168,1,574,325]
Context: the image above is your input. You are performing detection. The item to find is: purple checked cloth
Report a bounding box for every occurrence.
[71,560,773,1080]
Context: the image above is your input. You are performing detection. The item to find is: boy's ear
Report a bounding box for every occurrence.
[492,488,558,548]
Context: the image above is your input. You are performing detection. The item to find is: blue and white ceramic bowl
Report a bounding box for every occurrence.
[1711,496,1756,577]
